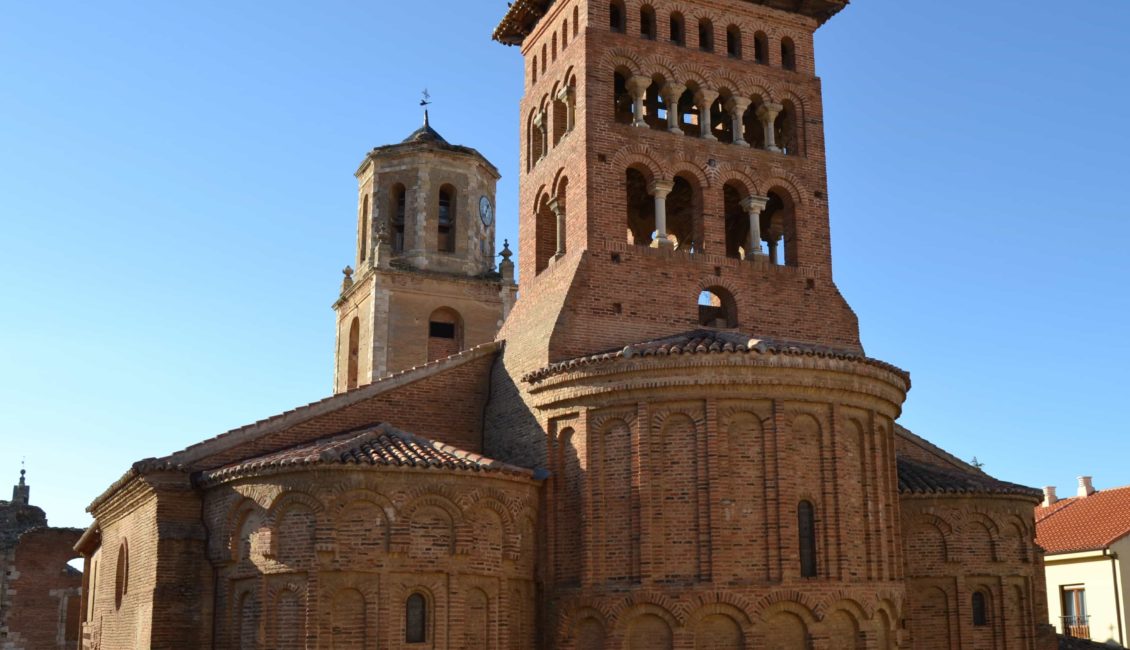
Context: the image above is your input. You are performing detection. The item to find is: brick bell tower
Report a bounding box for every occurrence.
[332,111,516,393]
[494,0,860,371]
[490,2,915,648]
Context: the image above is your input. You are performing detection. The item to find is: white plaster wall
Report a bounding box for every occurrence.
[1045,550,1127,646]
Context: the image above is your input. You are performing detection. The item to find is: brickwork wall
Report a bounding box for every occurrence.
[506,351,910,649]
[201,466,539,650]
[900,494,1058,650]
[1,527,81,650]
[499,0,862,378]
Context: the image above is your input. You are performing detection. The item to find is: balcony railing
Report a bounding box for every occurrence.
[1061,615,1091,640]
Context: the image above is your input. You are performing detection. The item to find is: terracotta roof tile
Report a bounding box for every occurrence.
[1035,496,1078,523]
[198,424,538,486]
[522,330,908,384]
[897,456,1042,499]
[1036,485,1130,554]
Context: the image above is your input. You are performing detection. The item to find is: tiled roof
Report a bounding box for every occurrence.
[522,330,907,384]
[1036,485,1130,554]
[493,0,849,44]
[1035,496,1078,523]
[897,456,1042,500]
[199,424,537,486]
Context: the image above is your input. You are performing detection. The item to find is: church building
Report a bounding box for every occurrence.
[77,1,1058,648]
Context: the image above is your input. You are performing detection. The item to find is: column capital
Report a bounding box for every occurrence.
[627,75,653,94]
[756,102,783,121]
[533,109,546,128]
[548,197,564,216]
[741,195,770,213]
[661,82,686,102]
[696,88,720,105]
[725,96,752,113]
[557,84,575,102]
[649,179,674,197]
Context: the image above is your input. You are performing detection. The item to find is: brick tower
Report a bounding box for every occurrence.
[490,0,916,647]
[332,112,516,392]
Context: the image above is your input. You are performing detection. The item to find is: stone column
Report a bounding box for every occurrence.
[757,102,783,153]
[649,180,674,247]
[558,85,576,133]
[661,82,686,135]
[725,97,751,146]
[549,197,566,257]
[741,195,770,260]
[627,75,652,128]
[697,89,720,140]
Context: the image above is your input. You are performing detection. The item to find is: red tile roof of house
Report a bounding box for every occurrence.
[1036,485,1130,554]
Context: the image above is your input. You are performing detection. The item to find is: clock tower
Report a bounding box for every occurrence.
[332,112,516,393]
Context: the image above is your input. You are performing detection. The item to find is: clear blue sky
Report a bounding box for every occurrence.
[1,0,1127,529]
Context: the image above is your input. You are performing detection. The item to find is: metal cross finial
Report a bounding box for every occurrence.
[420,89,432,126]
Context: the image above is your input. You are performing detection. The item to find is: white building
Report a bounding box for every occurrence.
[1037,477,1130,647]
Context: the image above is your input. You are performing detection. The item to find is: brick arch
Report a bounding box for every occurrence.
[716,166,760,198]
[464,495,518,537]
[909,512,956,563]
[675,62,712,89]
[399,491,464,525]
[551,167,571,197]
[641,54,679,81]
[761,174,806,208]
[649,406,707,433]
[610,145,665,184]
[612,602,683,637]
[606,591,686,627]
[685,600,754,628]
[326,488,396,520]
[532,183,550,213]
[555,602,611,641]
[217,496,264,562]
[590,408,638,432]
[601,48,645,76]
[754,596,820,626]
[711,72,745,96]
[819,597,869,623]
[669,161,710,190]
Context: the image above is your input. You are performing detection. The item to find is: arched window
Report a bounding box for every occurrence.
[114,541,128,610]
[574,6,580,37]
[710,94,733,143]
[723,183,748,259]
[609,1,626,33]
[541,44,548,73]
[562,19,569,49]
[613,71,633,124]
[698,288,737,328]
[438,186,455,253]
[392,184,407,253]
[775,100,800,156]
[427,307,463,362]
[762,190,797,266]
[798,500,817,577]
[726,25,742,58]
[754,31,769,64]
[640,5,656,40]
[698,19,714,52]
[972,592,989,627]
[406,593,427,643]
[625,167,654,246]
[552,33,558,61]
[531,55,538,84]
[781,37,797,70]
[535,194,556,274]
[667,174,700,249]
[346,317,360,390]
[677,87,701,137]
[359,194,369,262]
[669,12,685,46]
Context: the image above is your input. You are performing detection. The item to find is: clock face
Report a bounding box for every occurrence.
[479,195,494,227]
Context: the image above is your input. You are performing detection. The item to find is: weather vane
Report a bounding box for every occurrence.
[420,89,432,108]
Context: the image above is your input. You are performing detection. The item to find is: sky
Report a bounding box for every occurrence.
[1,0,1127,530]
